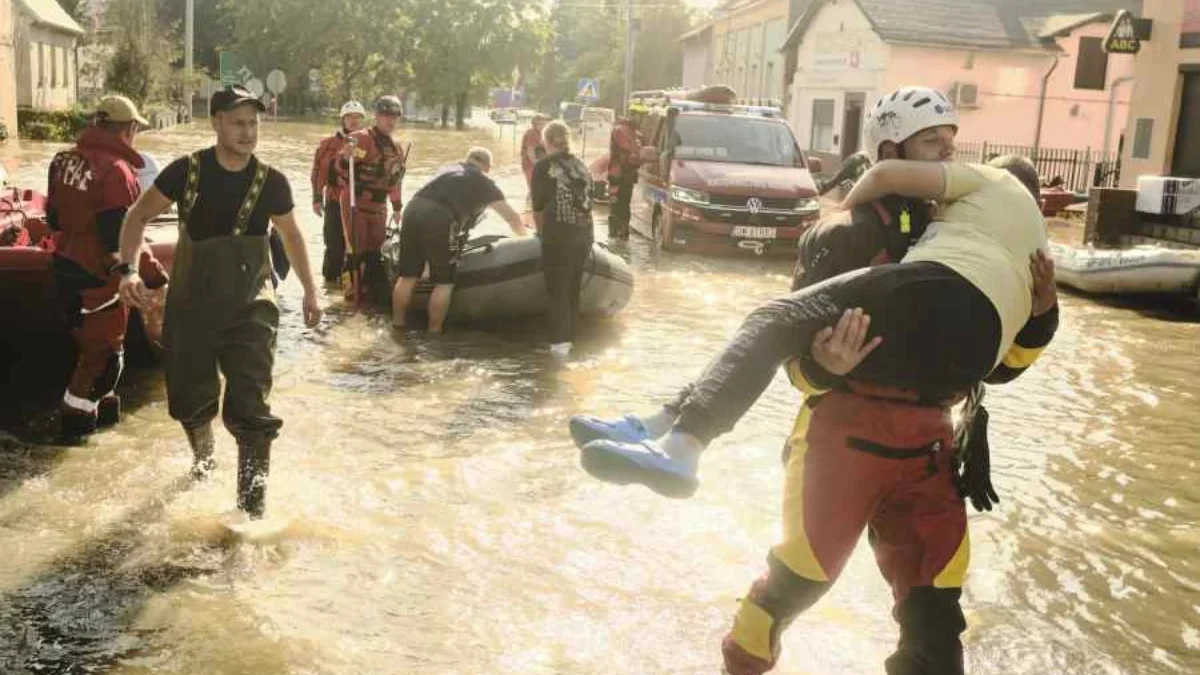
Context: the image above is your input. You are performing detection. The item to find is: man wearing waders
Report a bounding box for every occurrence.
[312,100,366,283]
[116,85,323,519]
[339,95,407,307]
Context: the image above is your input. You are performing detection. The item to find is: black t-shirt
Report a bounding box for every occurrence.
[413,163,504,225]
[155,147,294,241]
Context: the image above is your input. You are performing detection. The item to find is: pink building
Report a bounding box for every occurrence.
[781,0,1141,162]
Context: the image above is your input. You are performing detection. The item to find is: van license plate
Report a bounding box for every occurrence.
[732,226,775,239]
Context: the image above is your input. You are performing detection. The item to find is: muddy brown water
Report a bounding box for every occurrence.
[0,121,1197,674]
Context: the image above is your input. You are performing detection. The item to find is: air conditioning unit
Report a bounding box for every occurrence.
[948,82,979,108]
[1137,176,1200,216]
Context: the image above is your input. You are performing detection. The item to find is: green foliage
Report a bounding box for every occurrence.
[17,108,92,142]
[100,0,185,107]
[106,40,152,104]
[540,0,693,112]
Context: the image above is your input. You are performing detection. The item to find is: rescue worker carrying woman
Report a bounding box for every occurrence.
[573,86,1060,675]
[530,121,594,357]
[36,95,169,442]
[117,85,323,520]
[339,95,407,307]
[311,100,366,283]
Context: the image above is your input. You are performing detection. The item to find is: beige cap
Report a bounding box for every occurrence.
[96,95,150,129]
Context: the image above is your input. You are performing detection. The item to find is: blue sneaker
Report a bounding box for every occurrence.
[580,439,699,499]
[568,414,650,448]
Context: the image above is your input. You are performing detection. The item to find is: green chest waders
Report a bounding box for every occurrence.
[163,153,279,517]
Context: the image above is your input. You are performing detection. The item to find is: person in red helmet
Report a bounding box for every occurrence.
[34,95,168,442]
[339,94,407,307]
[311,100,366,283]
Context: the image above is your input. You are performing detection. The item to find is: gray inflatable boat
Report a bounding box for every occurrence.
[408,235,634,324]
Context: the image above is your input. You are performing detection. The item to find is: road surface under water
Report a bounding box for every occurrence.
[0,121,1197,675]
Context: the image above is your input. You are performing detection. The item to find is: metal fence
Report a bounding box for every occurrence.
[957,141,1121,194]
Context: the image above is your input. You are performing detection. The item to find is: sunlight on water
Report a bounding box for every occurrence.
[0,120,1198,675]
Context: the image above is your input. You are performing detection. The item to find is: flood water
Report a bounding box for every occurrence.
[1,120,1198,675]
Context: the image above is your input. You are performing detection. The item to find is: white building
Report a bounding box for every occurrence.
[13,0,85,111]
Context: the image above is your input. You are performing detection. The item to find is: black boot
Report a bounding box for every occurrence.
[236,438,271,519]
[59,407,97,440]
[97,395,121,427]
[186,424,216,480]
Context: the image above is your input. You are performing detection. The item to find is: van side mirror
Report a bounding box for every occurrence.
[807,156,823,174]
[638,146,658,165]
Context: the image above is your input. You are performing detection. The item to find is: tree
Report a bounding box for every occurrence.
[407,0,548,128]
[544,0,693,112]
[102,0,181,106]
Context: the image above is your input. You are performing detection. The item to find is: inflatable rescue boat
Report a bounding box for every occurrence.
[407,235,634,324]
[1050,242,1200,296]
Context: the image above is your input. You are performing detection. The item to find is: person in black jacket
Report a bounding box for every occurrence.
[530,121,594,358]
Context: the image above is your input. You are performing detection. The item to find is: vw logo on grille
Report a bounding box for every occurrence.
[746,197,763,214]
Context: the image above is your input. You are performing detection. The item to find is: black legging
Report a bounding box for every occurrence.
[608,176,634,239]
[671,262,1002,444]
[543,236,593,344]
[321,201,345,282]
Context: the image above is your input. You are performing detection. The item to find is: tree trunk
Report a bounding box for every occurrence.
[440,103,450,128]
[454,91,467,130]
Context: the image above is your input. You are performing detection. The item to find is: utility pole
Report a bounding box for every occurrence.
[623,0,635,111]
[185,0,194,119]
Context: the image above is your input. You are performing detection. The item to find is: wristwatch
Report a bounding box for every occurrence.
[110,262,135,277]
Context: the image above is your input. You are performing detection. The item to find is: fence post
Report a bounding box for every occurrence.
[981,140,988,163]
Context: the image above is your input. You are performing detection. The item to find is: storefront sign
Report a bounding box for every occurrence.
[1103,10,1140,54]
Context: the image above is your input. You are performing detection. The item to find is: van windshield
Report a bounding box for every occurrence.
[669,115,801,167]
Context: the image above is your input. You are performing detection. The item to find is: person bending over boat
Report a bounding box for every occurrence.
[391,147,528,333]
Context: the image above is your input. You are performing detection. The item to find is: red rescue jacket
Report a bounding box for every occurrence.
[47,127,144,280]
[312,128,351,206]
[339,126,407,210]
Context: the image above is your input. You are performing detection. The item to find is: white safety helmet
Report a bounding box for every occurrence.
[339,100,367,118]
[865,86,959,161]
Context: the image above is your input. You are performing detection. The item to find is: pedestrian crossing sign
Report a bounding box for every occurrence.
[578,78,600,103]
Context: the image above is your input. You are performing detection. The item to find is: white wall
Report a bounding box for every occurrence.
[681,35,711,89]
[786,0,890,151]
[16,22,78,111]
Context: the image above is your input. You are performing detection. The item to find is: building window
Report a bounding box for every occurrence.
[1074,36,1109,91]
[811,99,835,151]
[62,48,69,88]
[51,46,58,88]
[1131,118,1153,159]
[37,43,44,87]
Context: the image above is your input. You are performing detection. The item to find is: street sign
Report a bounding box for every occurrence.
[577,78,599,103]
[219,51,251,86]
[1104,9,1141,54]
[266,69,287,94]
[244,77,265,98]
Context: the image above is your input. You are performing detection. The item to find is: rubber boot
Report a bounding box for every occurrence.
[236,438,271,519]
[186,423,216,480]
[97,395,121,427]
[59,407,97,440]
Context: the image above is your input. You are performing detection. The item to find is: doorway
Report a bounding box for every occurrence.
[841,92,865,158]
[1172,71,1200,177]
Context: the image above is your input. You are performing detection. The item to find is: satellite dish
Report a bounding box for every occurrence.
[245,77,265,98]
[136,153,160,193]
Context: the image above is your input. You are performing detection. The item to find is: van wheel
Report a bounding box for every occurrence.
[651,209,664,249]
